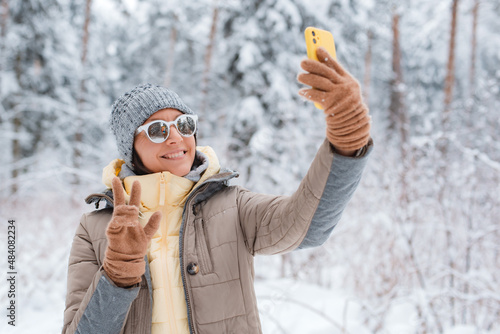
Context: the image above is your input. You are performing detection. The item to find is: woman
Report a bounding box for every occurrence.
[62,47,373,334]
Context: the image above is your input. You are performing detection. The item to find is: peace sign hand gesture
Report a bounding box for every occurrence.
[102,177,161,288]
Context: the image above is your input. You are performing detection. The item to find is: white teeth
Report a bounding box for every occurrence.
[164,151,185,159]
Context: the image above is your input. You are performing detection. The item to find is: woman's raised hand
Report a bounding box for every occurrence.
[297,47,371,154]
[102,177,161,287]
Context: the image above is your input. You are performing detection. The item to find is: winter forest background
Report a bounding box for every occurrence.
[0,0,499,333]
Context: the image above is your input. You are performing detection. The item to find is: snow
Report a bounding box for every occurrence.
[1,0,499,332]
[237,42,263,72]
[1,276,492,333]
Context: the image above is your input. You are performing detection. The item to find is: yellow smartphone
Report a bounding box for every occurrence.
[304,27,337,109]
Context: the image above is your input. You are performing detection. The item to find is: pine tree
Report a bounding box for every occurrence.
[1,0,77,196]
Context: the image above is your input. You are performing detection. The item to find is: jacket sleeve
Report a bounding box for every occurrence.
[237,138,373,255]
[62,211,140,334]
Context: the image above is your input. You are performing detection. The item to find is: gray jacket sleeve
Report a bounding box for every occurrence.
[62,213,140,334]
[237,138,373,255]
[297,139,373,249]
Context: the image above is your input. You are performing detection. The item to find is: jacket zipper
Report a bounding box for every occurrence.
[162,239,179,333]
[180,184,210,334]
[179,172,238,334]
[180,197,197,334]
[159,172,179,333]
[159,172,166,206]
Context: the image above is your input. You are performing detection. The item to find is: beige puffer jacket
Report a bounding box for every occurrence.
[62,139,373,334]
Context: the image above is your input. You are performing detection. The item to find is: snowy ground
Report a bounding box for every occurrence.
[0,278,411,334]
[0,197,495,333]
[0,277,485,334]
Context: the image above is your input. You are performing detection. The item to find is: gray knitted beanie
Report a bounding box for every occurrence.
[110,83,195,169]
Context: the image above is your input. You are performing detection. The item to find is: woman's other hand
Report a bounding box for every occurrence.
[102,177,161,287]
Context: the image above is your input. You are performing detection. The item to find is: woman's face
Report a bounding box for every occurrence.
[134,108,196,176]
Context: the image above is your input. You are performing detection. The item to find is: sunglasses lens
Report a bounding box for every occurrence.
[140,115,197,143]
[147,121,169,143]
[176,115,197,137]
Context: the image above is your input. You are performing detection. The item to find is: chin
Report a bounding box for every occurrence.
[173,169,190,177]
[162,164,192,177]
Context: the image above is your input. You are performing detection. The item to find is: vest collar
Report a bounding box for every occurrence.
[98,146,221,211]
[86,147,239,209]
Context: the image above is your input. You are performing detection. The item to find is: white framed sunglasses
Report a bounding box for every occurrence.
[135,114,198,143]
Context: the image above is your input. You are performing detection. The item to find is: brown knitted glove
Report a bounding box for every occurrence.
[297,47,371,152]
[102,177,161,288]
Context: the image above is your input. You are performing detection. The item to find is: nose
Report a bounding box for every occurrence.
[166,125,183,144]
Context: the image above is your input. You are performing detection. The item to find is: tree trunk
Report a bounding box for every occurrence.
[11,116,21,195]
[363,29,373,106]
[469,0,479,99]
[463,1,479,323]
[441,1,460,325]
[200,1,219,117]
[0,0,7,36]
[390,8,443,332]
[390,7,407,191]
[0,0,8,48]
[12,51,22,196]
[74,0,92,184]
[163,14,178,88]
[0,0,9,102]
[81,0,92,76]
[79,0,92,104]
[388,10,404,135]
[389,6,408,212]
[443,0,459,115]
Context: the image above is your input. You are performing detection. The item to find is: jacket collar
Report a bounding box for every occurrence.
[85,170,238,210]
[85,147,238,210]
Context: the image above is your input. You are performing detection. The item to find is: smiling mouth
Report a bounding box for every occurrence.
[162,151,186,159]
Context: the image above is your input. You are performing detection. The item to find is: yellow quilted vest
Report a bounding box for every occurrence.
[102,146,220,334]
